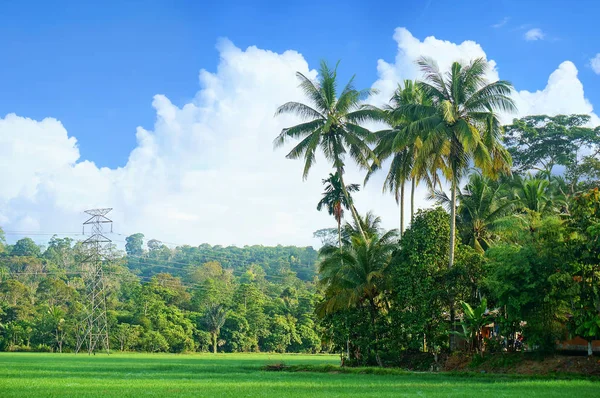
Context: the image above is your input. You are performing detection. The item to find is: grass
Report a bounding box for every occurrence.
[0,352,597,397]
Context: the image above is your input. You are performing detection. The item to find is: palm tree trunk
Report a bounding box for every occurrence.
[337,219,342,249]
[400,181,405,237]
[411,177,415,223]
[449,178,457,351]
[368,298,382,367]
[337,167,366,240]
[449,178,457,269]
[213,333,217,354]
[346,337,350,362]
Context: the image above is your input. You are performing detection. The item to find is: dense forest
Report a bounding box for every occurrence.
[1,57,599,366]
[0,236,321,354]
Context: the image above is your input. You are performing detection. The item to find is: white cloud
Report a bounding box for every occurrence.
[591,53,600,74]
[370,28,499,107]
[492,17,509,28]
[1,28,599,248]
[524,28,545,41]
[514,61,600,125]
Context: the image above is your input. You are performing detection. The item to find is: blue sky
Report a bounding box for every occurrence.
[1,0,599,246]
[1,0,598,169]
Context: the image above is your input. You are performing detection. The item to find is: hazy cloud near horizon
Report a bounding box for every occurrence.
[1,27,598,248]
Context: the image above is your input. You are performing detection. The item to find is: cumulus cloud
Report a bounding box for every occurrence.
[370,28,499,106]
[1,28,599,248]
[591,53,600,74]
[524,28,545,41]
[514,61,600,125]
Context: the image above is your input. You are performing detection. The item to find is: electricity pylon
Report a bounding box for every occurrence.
[76,208,113,354]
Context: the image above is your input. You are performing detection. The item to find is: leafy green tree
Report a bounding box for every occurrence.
[568,188,600,356]
[313,228,338,247]
[275,60,380,239]
[485,216,570,353]
[125,233,145,257]
[317,172,360,247]
[43,236,75,271]
[141,330,169,352]
[263,314,301,353]
[11,238,41,257]
[341,211,384,243]
[567,152,600,192]
[390,208,450,353]
[504,114,598,180]
[114,323,142,351]
[45,305,67,353]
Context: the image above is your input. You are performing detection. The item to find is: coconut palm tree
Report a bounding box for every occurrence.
[432,172,514,252]
[511,174,557,215]
[317,225,398,366]
[204,304,227,354]
[400,57,516,269]
[317,172,360,248]
[274,61,380,239]
[366,80,438,235]
[341,211,384,244]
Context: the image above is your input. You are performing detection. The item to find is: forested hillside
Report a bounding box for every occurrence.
[0,233,322,354]
[123,233,318,281]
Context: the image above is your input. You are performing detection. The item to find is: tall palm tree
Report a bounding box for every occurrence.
[401,57,516,269]
[366,80,437,235]
[318,226,398,366]
[204,304,227,354]
[317,172,360,248]
[274,61,380,239]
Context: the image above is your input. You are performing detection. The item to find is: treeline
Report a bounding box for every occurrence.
[123,234,318,281]
[0,235,322,354]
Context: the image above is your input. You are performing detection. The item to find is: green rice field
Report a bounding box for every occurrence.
[0,352,597,397]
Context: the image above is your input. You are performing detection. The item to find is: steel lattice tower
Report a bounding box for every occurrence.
[76,208,113,354]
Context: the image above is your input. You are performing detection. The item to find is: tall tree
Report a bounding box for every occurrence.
[316,172,360,248]
[125,233,145,257]
[204,304,227,354]
[11,238,41,257]
[401,57,516,269]
[274,60,380,239]
[367,80,440,234]
[504,114,598,181]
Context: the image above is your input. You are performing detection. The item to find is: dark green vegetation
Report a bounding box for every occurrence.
[277,58,600,366]
[0,353,597,397]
